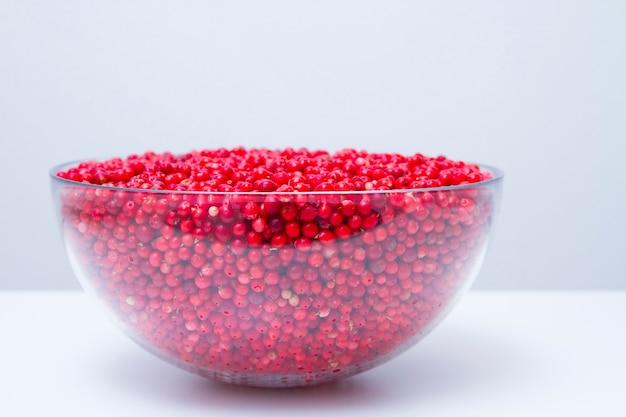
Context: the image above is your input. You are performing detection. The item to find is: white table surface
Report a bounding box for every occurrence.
[1,290,624,417]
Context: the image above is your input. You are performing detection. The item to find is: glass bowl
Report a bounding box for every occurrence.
[50,161,502,388]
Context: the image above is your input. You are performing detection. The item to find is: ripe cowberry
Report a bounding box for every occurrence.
[55,147,497,387]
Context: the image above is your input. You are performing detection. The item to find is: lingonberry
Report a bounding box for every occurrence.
[55,146,497,388]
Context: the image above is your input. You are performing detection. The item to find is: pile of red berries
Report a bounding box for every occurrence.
[55,147,497,387]
[56,147,491,192]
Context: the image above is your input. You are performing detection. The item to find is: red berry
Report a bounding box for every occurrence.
[285,221,301,238]
[55,146,496,387]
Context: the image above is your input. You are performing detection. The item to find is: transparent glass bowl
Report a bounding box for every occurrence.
[50,161,502,388]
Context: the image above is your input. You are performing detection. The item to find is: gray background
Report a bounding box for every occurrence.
[1,1,624,290]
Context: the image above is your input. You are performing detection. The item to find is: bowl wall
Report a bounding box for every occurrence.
[51,165,502,387]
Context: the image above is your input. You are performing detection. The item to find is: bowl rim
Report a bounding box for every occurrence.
[50,158,504,195]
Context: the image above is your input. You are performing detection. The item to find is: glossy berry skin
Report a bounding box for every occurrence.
[52,147,500,387]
